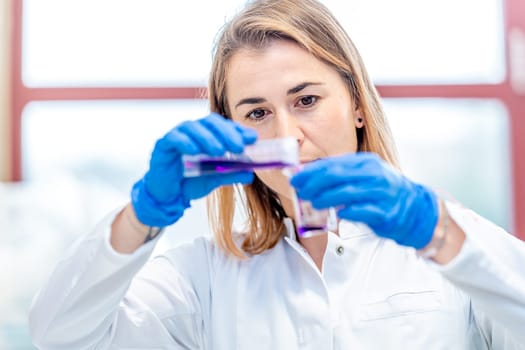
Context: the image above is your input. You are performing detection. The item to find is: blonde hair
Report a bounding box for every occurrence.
[207,0,400,258]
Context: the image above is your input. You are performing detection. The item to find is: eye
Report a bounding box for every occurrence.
[297,95,318,107]
[246,108,268,121]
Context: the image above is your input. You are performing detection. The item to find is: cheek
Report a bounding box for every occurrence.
[306,116,357,155]
[254,169,294,198]
[229,114,272,139]
[322,102,358,153]
[236,119,275,140]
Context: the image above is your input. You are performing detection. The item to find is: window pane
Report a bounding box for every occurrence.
[322,0,505,84]
[384,98,512,230]
[22,99,214,245]
[23,0,504,87]
[22,0,247,87]
[23,100,203,188]
[11,100,214,348]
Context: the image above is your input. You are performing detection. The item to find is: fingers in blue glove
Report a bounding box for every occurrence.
[201,113,257,153]
[309,185,388,210]
[291,153,387,201]
[289,152,439,249]
[156,113,257,158]
[134,112,258,227]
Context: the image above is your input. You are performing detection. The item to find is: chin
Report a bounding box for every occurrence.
[255,169,295,198]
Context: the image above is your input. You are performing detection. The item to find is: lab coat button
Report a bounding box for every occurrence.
[336,245,344,255]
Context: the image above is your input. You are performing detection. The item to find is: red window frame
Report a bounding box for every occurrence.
[9,0,525,239]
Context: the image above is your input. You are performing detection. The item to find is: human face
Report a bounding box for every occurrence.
[226,40,361,211]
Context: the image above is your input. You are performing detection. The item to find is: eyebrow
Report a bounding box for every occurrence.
[234,81,323,109]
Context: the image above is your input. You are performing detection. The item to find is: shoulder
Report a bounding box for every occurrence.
[160,235,217,264]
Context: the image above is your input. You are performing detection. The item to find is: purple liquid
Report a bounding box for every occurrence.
[297,226,326,235]
[186,159,293,174]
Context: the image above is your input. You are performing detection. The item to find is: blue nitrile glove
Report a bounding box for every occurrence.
[131,113,257,227]
[290,152,439,249]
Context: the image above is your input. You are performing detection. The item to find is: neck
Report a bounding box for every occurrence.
[298,233,328,272]
[279,194,334,272]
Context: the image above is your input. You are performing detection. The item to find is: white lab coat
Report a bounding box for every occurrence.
[29,201,525,349]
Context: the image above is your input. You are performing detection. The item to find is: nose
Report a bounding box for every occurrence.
[274,110,304,145]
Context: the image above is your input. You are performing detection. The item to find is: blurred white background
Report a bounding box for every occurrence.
[1,0,512,348]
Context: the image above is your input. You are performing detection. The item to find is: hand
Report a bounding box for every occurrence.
[132,113,257,227]
[290,152,439,249]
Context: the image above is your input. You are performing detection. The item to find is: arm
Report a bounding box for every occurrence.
[111,203,155,254]
[28,208,160,349]
[29,113,257,349]
[291,152,525,346]
[430,201,525,346]
[418,198,465,265]
[29,210,212,349]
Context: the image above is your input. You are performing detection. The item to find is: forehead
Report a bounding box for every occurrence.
[225,40,338,94]
[227,40,323,74]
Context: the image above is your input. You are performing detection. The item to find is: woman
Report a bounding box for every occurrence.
[29,0,525,349]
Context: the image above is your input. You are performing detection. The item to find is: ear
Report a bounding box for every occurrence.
[355,109,364,128]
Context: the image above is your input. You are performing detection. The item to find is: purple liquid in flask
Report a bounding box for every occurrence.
[295,199,337,237]
[185,159,294,175]
[182,137,299,177]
